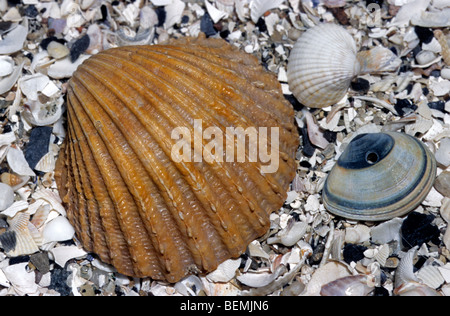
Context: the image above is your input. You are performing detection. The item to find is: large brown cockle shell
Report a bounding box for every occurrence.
[54,35,299,282]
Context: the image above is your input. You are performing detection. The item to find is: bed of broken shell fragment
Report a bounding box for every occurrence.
[0,0,449,296]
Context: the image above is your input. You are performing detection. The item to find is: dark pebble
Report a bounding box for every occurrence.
[24,126,53,170]
[0,218,7,228]
[299,160,312,169]
[200,13,217,37]
[70,34,90,62]
[430,70,441,78]
[329,7,350,25]
[0,231,16,253]
[300,127,315,157]
[155,7,166,27]
[394,99,417,116]
[256,17,267,33]
[323,130,337,143]
[284,94,303,111]
[414,26,434,44]
[351,78,370,94]
[343,244,367,264]
[428,100,445,112]
[411,45,422,58]
[2,124,12,134]
[100,4,108,22]
[405,83,413,95]
[0,21,13,35]
[40,36,65,50]
[401,212,441,249]
[220,30,230,39]
[9,255,30,265]
[373,286,390,296]
[30,252,50,274]
[23,5,39,18]
[49,267,72,296]
[181,15,189,24]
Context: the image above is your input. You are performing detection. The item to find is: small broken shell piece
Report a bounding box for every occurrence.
[19,74,50,101]
[49,245,87,268]
[267,220,308,247]
[394,247,442,296]
[32,188,66,216]
[345,224,370,244]
[237,264,287,288]
[0,183,15,211]
[206,258,241,283]
[3,212,40,257]
[417,265,445,290]
[6,146,35,177]
[0,56,14,77]
[302,261,352,296]
[0,61,24,95]
[357,46,402,74]
[174,275,204,296]
[22,97,64,127]
[250,0,285,23]
[47,55,90,79]
[0,19,28,55]
[42,216,75,243]
[320,275,375,296]
[1,262,39,296]
[374,244,390,267]
[303,110,330,149]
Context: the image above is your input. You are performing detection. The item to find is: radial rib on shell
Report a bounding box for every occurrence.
[55,35,299,282]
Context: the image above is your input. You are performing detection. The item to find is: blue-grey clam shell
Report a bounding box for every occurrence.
[323,132,436,221]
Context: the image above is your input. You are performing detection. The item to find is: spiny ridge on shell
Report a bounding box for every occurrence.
[54,35,299,282]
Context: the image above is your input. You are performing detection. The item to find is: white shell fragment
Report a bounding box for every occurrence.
[49,246,87,268]
[0,56,14,77]
[320,275,374,296]
[0,19,28,54]
[47,55,90,79]
[435,138,450,167]
[19,74,50,101]
[6,212,41,257]
[250,0,285,23]
[1,262,39,296]
[6,146,35,177]
[21,97,64,126]
[267,220,308,246]
[0,183,15,211]
[0,61,24,95]
[206,258,241,283]
[43,216,75,243]
[237,265,287,288]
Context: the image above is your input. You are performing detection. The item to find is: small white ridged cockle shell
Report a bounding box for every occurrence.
[287,23,401,108]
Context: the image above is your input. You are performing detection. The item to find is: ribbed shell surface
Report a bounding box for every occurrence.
[323,132,436,221]
[287,23,360,108]
[54,36,299,282]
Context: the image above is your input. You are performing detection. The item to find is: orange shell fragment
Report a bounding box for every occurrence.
[55,35,299,282]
